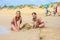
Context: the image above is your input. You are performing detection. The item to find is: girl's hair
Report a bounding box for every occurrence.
[16,11,21,17]
[32,12,37,15]
[16,11,21,14]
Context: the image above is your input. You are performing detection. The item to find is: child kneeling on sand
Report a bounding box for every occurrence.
[11,11,22,31]
[32,12,45,28]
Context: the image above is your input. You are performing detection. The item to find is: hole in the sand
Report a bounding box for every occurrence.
[40,37,43,40]
[0,25,10,34]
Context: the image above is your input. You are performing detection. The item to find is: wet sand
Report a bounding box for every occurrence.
[0,14,60,40]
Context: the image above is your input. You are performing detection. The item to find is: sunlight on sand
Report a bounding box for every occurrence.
[0,25,10,34]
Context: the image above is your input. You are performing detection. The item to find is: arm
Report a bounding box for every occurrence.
[18,17,22,27]
[13,18,17,27]
[20,17,22,24]
[33,21,38,28]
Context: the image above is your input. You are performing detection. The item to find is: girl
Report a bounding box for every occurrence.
[11,11,22,31]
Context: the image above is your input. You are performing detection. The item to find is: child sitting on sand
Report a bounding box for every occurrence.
[32,12,45,28]
[11,11,22,31]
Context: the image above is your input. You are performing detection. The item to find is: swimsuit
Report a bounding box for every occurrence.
[11,16,21,25]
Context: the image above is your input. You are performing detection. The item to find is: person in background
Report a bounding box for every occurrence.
[45,4,49,16]
[53,4,58,16]
[45,4,51,16]
[11,11,22,31]
[32,12,45,28]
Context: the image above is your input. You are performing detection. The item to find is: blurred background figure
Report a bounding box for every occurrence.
[53,4,58,16]
[45,4,51,16]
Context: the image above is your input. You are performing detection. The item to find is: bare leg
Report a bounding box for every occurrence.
[11,24,19,31]
[39,23,45,28]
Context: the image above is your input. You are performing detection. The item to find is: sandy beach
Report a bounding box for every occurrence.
[0,7,60,40]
